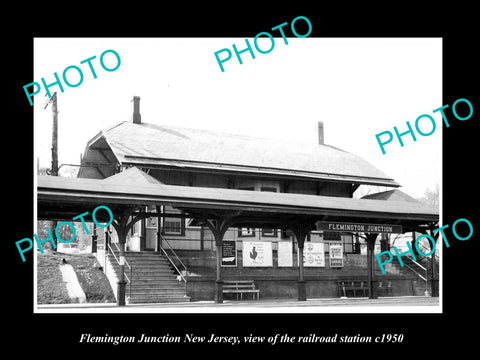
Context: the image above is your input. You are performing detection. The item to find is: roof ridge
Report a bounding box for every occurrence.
[135,121,333,148]
[102,120,129,133]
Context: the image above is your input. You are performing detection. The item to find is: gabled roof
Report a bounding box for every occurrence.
[102,166,163,185]
[80,121,399,186]
[361,189,420,202]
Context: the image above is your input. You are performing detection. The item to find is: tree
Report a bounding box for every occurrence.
[36,220,57,252]
[416,183,439,209]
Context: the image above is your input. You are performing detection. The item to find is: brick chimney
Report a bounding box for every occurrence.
[318,121,324,145]
[132,96,141,124]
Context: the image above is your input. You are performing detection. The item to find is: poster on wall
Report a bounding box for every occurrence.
[221,240,237,267]
[146,216,158,228]
[299,242,325,267]
[242,241,273,267]
[329,243,344,267]
[277,241,293,267]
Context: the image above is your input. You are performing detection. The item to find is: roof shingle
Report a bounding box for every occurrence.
[92,121,398,186]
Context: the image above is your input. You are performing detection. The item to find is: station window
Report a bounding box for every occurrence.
[164,217,185,236]
[343,235,355,253]
[323,232,358,254]
[262,228,278,237]
[323,231,341,241]
[238,228,255,237]
[260,186,277,192]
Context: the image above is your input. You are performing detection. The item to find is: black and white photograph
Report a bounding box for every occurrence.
[32,36,442,314]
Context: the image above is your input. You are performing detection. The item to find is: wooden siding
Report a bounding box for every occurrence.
[147,169,352,198]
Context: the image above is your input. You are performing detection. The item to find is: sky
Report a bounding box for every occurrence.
[33,37,442,199]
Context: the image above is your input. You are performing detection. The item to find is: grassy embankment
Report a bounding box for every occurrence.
[37,251,115,304]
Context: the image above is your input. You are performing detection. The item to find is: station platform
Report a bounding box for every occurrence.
[36,295,440,313]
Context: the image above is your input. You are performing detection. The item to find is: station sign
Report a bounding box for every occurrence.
[317,221,402,234]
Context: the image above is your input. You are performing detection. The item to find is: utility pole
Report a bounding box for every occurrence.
[43,92,58,251]
[44,92,58,176]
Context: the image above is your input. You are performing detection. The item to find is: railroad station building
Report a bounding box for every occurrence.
[37,96,439,305]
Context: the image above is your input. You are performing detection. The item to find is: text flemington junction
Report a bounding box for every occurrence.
[316,221,403,234]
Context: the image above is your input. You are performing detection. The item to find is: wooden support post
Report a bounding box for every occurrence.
[117,223,128,306]
[155,206,162,252]
[215,241,223,303]
[91,223,97,254]
[204,218,231,304]
[298,244,306,301]
[366,233,378,299]
[140,214,146,251]
[111,209,137,307]
[105,226,110,250]
[430,254,438,297]
[429,226,439,297]
[289,222,316,301]
[116,227,127,306]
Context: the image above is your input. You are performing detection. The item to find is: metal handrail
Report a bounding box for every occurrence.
[405,255,427,271]
[159,234,188,296]
[403,256,428,295]
[161,235,188,274]
[403,260,427,282]
[109,242,132,272]
[107,242,132,299]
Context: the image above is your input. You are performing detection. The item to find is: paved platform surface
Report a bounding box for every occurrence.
[37,296,441,313]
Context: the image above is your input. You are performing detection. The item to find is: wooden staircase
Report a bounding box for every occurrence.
[107,251,190,304]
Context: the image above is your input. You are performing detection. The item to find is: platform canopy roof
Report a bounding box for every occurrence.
[38,167,437,232]
[78,121,399,187]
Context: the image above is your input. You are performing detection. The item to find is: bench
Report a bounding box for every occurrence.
[223,280,260,300]
[337,281,369,298]
[377,281,393,296]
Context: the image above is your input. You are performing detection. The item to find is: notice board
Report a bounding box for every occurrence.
[299,242,325,267]
[277,241,293,267]
[242,241,273,267]
[221,240,237,267]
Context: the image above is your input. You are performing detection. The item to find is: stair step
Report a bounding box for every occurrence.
[130,283,185,288]
[130,293,186,298]
[128,297,191,304]
[130,289,185,294]
[128,264,173,268]
[131,278,182,283]
[130,282,181,286]
[105,251,190,303]
[129,291,188,296]
[109,264,173,268]
[108,258,172,265]
[107,264,174,270]
[110,272,179,278]
[107,264,173,272]
[130,284,185,289]
[129,295,190,300]
[129,274,180,278]
[130,270,176,275]
[130,291,185,296]
[131,278,179,282]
